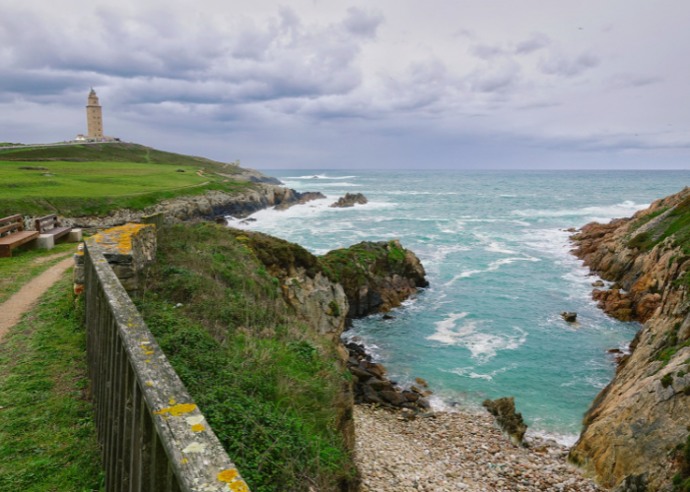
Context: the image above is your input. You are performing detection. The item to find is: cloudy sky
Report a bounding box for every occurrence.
[1,0,689,169]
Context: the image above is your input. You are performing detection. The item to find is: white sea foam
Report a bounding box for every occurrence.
[525,428,579,447]
[448,364,517,381]
[512,200,649,220]
[485,241,517,255]
[286,174,357,179]
[427,315,527,362]
[444,256,540,285]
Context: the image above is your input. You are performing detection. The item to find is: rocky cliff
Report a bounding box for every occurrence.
[319,239,429,318]
[569,187,690,491]
[32,181,324,231]
[227,229,349,352]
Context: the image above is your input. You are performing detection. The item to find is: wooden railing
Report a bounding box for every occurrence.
[83,236,250,492]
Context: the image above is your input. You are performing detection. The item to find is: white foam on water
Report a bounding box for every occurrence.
[512,200,649,220]
[485,241,517,255]
[445,256,540,285]
[525,428,579,447]
[427,315,527,362]
[448,363,517,381]
[286,174,357,179]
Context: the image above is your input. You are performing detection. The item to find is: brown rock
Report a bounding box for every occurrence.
[379,390,407,406]
[329,192,368,208]
[349,366,374,381]
[366,379,394,392]
[482,397,528,444]
[414,377,428,388]
[402,391,420,402]
[361,361,387,379]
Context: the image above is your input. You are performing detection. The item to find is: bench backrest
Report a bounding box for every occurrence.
[0,214,23,237]
[35,214,59,233]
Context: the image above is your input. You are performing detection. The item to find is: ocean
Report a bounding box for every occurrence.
[233,170,689,444]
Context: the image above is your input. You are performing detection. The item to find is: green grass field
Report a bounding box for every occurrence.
[0,161,209,198]
[0,272,103,492]
[0,143,251,217]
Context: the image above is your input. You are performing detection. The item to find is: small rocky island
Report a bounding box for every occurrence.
[330,192,368,208]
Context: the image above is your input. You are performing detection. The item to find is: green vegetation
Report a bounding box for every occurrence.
[661,373,674,388]
[228,229,321,279]
[136,223,355,492]
[0,242,77,303]
[328,300,341,317]
[672,429,690,492]
[318,240,401,291]
[0,142,236,172]
[654,322,690,367]
[0,272,103,491]
[0,143,252,218]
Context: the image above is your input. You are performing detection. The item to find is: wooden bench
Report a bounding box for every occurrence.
[0,214,39,258]
[35,214,72,241]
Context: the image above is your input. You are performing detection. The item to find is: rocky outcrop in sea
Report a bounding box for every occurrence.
[569,187,690,491]
[330,193,368,208]
[320,239,429,318]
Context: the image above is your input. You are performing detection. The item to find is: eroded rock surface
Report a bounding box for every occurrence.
[482,397,528,444]
[569,187,690,490]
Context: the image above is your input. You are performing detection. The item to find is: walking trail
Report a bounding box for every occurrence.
[0,256,74,341]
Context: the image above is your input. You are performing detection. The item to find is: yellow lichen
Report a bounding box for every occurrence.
[191,424,205,432]
[146,382,153,386]
[146,351,154,355]
[229,480,248,492]
[154,403,196,417]
[169,398,176,405]
[182,458,188,464]
[217,469,238,482]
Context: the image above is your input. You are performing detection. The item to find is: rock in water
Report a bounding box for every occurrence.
[592,280,605,287]
[330,193,368,208]
[561,312,578,322]
[482,397,528,444]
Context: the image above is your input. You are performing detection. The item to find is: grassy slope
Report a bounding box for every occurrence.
[0,242,77,303]
[135,223,354,492]
[0,143,252,218]
[0,272,103,492]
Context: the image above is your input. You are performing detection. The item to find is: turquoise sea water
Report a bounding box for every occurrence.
[235,170,690,443]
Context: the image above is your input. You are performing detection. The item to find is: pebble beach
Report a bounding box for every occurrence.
[354,405,604,492]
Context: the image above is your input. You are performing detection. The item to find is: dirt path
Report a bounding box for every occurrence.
[0,256,74,341]
[33,251,72,265]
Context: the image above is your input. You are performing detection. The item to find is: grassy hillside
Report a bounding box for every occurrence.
[135,223,355,492]
[0,143,252,218]
[0,142,237,173]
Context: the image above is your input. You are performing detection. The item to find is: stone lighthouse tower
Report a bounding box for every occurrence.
[86,88,103,138]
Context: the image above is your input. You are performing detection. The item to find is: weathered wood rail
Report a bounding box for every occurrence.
[83,235,249,492]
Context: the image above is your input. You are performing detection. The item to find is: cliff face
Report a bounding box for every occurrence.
[227,230,349,350]
[569,188,690,491]
[30,182,324,231]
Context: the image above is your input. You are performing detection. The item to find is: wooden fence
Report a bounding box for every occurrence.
[83,236,249,492]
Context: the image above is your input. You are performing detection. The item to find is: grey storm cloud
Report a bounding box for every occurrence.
[1,0,689,169]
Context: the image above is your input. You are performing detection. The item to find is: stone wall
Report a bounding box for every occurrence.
[82,232,250,492]
[74,223,156,295]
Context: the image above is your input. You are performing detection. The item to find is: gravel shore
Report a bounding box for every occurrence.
[354,405,604,492]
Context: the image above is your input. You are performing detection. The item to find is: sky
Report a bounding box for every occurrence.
[1,0,689,170]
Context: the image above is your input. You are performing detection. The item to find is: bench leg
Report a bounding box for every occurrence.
[20,234,55,251]
[0,245,11,258]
